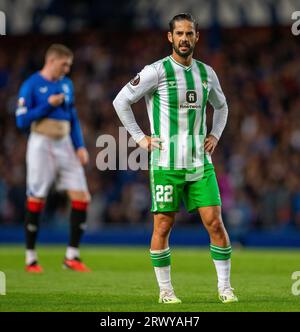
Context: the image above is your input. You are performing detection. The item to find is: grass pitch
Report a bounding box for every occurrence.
[0,245,299,312]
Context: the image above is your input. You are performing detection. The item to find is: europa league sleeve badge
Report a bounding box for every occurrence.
[130,74,140,86]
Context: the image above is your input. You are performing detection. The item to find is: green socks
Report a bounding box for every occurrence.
[150,247,171,267]
[210,244,232,260]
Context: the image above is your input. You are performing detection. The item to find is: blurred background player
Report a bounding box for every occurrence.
[15,44,91,273]
[113,13,237,304]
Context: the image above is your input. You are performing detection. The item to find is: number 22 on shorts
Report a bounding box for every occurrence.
[155,185,173,202]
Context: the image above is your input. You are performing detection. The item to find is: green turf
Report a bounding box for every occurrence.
[0,245,299,312]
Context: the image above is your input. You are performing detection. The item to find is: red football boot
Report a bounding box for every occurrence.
[63,257,91,272]
[25,261,43,273]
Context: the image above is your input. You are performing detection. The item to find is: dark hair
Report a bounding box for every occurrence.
[169,13,198,33]
[45,44,73,60]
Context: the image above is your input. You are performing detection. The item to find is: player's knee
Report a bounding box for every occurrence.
[155,217,173,238]
[208,218,224,235]
[69,191,91,203]
[82,191,91,203]
[28,196,45,203]
[156,224,171,238]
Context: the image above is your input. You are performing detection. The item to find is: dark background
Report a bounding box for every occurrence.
[1,0,300,246]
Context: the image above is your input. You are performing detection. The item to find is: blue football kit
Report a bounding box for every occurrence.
[16,72,84,149]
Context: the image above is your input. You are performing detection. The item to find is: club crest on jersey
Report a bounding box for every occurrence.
[62,84,70,94]
[130,74,140,86]
[186,90,197,103]
[202,80,208,90]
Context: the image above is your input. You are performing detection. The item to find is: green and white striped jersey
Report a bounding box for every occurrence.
[113,55,228,169]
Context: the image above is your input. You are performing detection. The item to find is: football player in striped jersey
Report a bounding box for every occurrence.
[113,13,237,304]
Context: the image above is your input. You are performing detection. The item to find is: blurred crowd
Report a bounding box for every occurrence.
[0,26,300,234]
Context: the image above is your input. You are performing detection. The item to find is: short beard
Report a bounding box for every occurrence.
[172,43,194,58]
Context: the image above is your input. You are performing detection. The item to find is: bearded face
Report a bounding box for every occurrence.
[172,39,195,58]
[168,20,199,59]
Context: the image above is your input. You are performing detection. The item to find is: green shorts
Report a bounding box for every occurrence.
[149,164,222,213]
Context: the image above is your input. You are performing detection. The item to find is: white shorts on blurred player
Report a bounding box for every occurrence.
[26,132,88,198]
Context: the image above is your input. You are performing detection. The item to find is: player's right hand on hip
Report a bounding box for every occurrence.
[138,135,164,151]
[48,93,65,107]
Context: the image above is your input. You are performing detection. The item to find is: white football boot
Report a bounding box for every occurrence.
[218,287,238,303]
[159,289,182,304]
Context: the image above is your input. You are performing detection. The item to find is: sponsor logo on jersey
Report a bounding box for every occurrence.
[186,90,197,103]
[130,74,140,86]
[168,81,176,88]
[180,90,201,110]
[39,86,48,93]
[180,104,201,109]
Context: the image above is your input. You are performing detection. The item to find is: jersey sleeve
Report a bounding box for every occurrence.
[70,107,85,150]
[112,65,158,143]
[208,67,228,140]
[68,81,85,149]
[15,80,54,130]
[124,65,159,103]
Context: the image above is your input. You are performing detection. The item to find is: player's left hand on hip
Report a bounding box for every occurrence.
[138,135,164,151]
[76,147,89,165]
[204,134,218,155]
